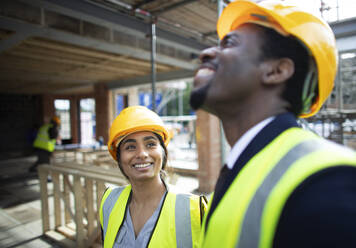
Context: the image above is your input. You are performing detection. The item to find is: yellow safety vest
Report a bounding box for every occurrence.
[100,185,205,248]
[33,124,56,152]
[200,127,356,248]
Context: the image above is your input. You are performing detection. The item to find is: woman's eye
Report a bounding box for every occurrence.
[125,144,136,150]
[147,142,157,148]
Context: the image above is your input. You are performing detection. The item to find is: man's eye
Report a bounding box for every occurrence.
[220,36,239,48]
[222,40,233,47]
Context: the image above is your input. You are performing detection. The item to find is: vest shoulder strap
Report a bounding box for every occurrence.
[102,185,131,248]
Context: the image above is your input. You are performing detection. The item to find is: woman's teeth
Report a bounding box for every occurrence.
[134,163,151,168]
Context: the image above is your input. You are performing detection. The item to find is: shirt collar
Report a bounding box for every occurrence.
[226,116,275,169]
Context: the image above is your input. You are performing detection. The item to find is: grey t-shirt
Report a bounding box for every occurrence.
[113,192,166,248]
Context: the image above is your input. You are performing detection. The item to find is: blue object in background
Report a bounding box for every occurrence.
[139,92,162,114]
[116,95,125,114]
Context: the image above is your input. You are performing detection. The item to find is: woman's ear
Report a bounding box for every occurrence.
[260,58,295,85]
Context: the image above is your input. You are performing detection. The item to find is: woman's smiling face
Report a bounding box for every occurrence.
[119,131,164,182]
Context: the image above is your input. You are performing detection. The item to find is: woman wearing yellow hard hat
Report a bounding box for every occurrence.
[100,106,207,248]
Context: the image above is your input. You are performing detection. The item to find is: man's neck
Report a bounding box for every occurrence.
[220,109,287,147]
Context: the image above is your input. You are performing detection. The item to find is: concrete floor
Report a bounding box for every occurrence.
[0,155,200,248]
[0,156,62,248]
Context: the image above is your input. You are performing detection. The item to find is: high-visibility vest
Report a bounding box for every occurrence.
[100,185,205,248]
[33,124,56,152]
[200,127,356,248]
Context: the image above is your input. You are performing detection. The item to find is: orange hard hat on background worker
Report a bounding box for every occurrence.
[51,116,61,125]
[108,106,170,161]
[217,0,338,118]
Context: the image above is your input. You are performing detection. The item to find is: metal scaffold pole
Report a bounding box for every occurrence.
[151,20,157,112]
[218,0,227,166]
[218,0,225,16]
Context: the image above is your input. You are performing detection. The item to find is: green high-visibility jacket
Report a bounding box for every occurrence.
[200,127,356,248]
[100,185,206,248]
[33,124,56,152]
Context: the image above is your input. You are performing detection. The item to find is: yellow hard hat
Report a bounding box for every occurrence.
[217,0,338,118]
[52,116,61,125]
[108,106,170,161]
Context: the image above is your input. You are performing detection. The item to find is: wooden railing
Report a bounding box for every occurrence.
[38,162,127,247]
[53,149,117,167]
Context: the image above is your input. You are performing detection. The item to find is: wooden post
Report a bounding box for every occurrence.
[39,168,50,233]
[96,181,105,227]
[83,152,87,163]
[63,174,72,224]
[52,172,62,229]
[86,178,94,236]
[74,175,85,247]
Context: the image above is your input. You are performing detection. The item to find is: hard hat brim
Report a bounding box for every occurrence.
[108,125,170,161]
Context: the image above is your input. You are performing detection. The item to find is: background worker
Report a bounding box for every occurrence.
[100,106,207,248]
[190,0,356,247]
[29,116,60,172]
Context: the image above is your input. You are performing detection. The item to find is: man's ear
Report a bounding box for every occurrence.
[260,58,295,85]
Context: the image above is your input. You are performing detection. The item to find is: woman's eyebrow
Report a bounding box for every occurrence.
[143,136,157,141]
[121,138,136,145]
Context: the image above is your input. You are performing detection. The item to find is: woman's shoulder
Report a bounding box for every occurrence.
[104,184,130,197]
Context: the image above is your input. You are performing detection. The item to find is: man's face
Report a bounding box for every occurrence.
[190,24,265,113]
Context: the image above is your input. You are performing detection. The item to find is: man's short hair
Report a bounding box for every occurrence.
[258,25,311,116]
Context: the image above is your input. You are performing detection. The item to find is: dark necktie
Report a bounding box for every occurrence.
[214,164,230,198]
[205,164,230,230]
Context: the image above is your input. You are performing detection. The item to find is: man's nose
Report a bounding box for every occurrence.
[199,46,219,63]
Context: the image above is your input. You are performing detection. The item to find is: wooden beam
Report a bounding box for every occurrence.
[151,0,199,16]
[0,16,196,70]
[132,0,156,9]
[0,32,30,53]
[24,38,174,70]
[107,69,195,89]
[20,0,206,53]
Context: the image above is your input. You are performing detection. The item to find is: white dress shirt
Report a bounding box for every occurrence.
[226,117,275,170]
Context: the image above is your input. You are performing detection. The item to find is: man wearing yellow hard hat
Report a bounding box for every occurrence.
[190,0,356,247]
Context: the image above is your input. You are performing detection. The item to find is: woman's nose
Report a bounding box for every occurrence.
[136,146,148,159]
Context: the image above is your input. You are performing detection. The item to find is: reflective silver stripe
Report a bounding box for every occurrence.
[237,139,322,248]
[102,187,125,237]
[175,194,192,248]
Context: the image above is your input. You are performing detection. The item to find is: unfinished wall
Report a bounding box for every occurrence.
[0,94,41,158]
[95,84,112,144]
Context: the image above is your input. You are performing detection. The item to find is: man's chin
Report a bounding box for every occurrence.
[189,83,210,110]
